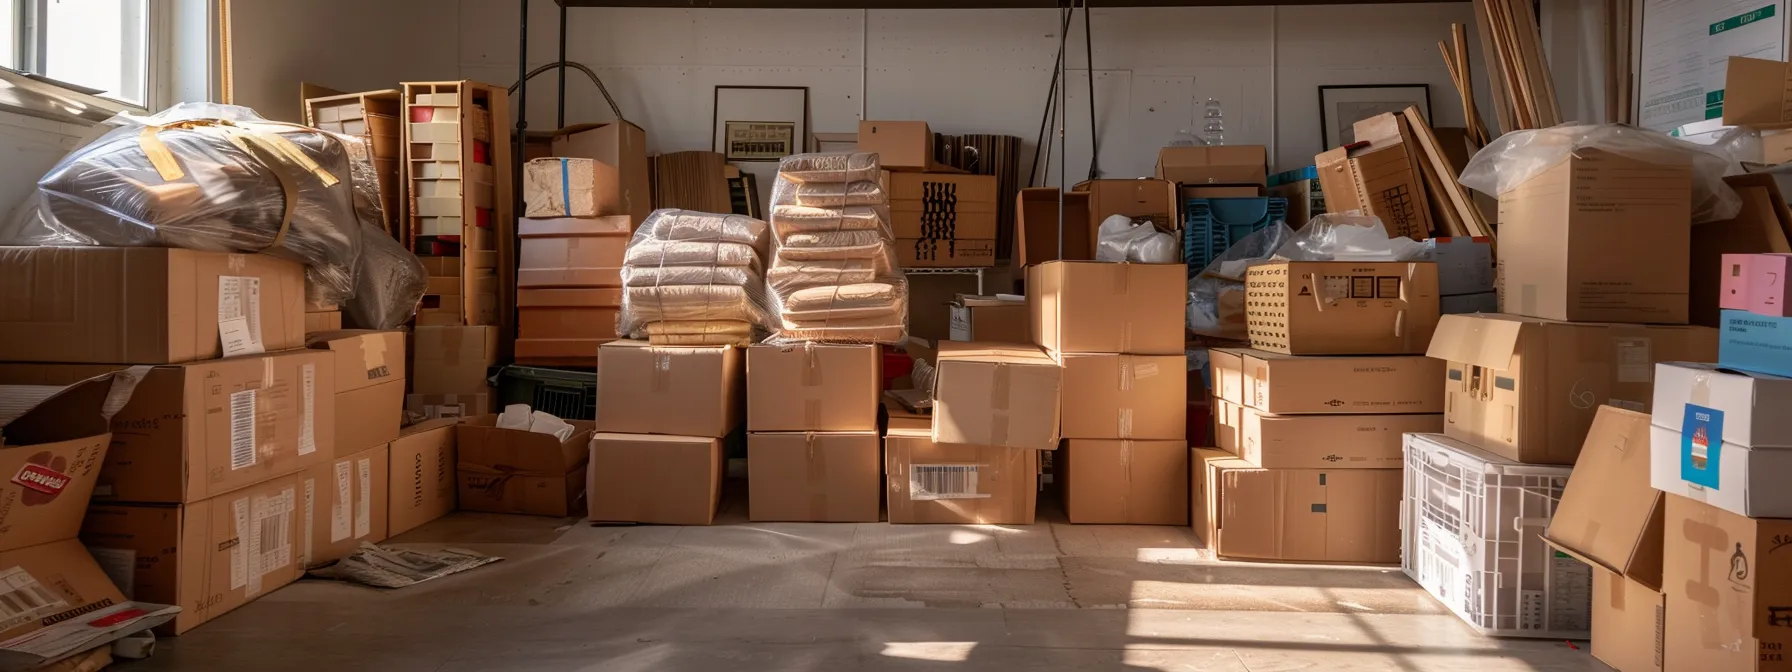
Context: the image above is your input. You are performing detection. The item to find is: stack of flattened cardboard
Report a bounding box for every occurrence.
[1316,110,1491,241]
[743,343,881,522]
[651,151,733,214]
[589,341,745,525]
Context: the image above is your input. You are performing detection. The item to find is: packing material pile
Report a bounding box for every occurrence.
[765,153,909,344]
[617,209,774,345]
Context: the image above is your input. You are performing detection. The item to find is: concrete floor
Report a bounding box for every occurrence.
[126,484,1605,671]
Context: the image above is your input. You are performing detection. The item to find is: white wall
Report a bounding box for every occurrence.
[229,0,460,122]
[0,112,95,218]
[456,2,1495,180]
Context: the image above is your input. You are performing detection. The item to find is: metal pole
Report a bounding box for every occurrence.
[1055,5,1067,261]
[557,0,568,128]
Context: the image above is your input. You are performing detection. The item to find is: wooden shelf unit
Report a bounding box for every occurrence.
[303,89,405,241]
[402,80,515,330]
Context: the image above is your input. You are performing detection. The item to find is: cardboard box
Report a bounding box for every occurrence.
[948,295,1029,343]
[304,310,342,334]
[524,157,612,218]
[1211,397,1244,453]
[1315,138,1430,239]
[1722,56,1792,127]
[1072,178,1179,230]
[1209,348,1443,414]
[587,433,724,525]
[80,471,306,634]
[0,372,133,552]
[1542,406,1663,588]
[411,325,498,395]
[1154,145,1268,186]
[1497,148,1692,324]
[1591,568,1665,672]
[1722,253,1792,317]
[1061,439,1187,525]
[597,341,743,438]
[308,330,406,457]
[517,288,622,343]
[1059,353,1186,440]
[1240,407,1442,469]
[746,432,881,522]
[515,337,609,367]
[406,393,490,420]
[387,419,457,537]
[1649,362,1792,518]
[885,427,1038,524]
[0,247,306,364]
[1015,188,1092,266]
[1028,261,1186,355]
[931,342,1062,450]
[517,216,630,288]
[301,444,388,568]
[332,378,403,458]
[1661,493,1792,672]
[535,122,651,225]
[887,172,997,241]
[857,120,937,171]
[0,350,335,504]
[1245,260,1441,355]
[1426,237,1496,297]
[1192,448,1401,564]
[1720,310,1792,377]
[746,344,880,432]
[0,539,175,664]
[456,415,593,517]
[1180,184,1262,199]
[1427,313,1718,464]
[896,238,997,268]
[1764,128,1792,163]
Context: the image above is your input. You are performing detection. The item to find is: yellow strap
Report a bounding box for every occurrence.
[138,126,185,181]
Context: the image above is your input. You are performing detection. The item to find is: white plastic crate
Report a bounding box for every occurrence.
[1401,433,1589,638]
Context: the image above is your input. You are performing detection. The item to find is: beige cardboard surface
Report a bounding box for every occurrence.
[948,296,1030,344]
[1592,568,1665,672]
[885,427,1038,524]
[1722,56,1792,127]
[405,393,490,421]
[0,247,305,364]
[0,372,128,552]
[931,341,1062,450]
[411,326,499,395]
[1071,178,1180,230]
[1061,439,1188,525]
[301,444,389,568]
[387,419,458,537]
[1542,406,1663,589]
[1427,313,1717,464]
[334,378,404,458]
[597,341,743,438]
[1315,136,1431,239]
[1241,408,1441,469]
[1059,353,1186,440]
[1154,145,1268,186]
[306,330,406,394]
[517,217,630,288]
[1244,260,1441,355]
[887,172,998,240]
[304,311,342,334]
[1015,188,1093,266]
[524,157,611,218]
[746,344,881,432]
[1662,493,1792,672]
[858,120,937,171]
[0,539,130,643]
[1212,348,1443,414]
[746,432,881,522]
[1193,448,1401,564]
[543,122,652,225]
[588,433,724,525]
[1029,261,1186,355]
[1212,397,1245,453]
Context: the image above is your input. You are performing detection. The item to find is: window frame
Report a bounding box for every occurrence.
[9,0,169,112]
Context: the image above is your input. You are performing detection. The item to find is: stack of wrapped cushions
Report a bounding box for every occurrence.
[616,209,773,345]
[765,153,909,344]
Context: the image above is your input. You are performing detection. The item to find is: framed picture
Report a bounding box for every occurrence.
[712,86,809,162]
[1318,84,1431,148]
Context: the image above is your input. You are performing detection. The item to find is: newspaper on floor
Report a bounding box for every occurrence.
[309,543,501,589]
[0,602,177,671]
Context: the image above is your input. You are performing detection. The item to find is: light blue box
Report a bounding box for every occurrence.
[1720,310,1792,378]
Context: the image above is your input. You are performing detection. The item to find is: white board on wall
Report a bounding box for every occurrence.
[1638,0,1787,131]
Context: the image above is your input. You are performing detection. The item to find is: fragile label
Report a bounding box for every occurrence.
[229,389,257,470]
[1614,337,1653,384]
[218,276,264,357]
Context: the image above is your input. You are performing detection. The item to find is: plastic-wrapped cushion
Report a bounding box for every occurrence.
[623,285,769,322]
[616,208,777,341]
[1457,123,1741,223]
[763,153,909,345]
[653,210,769,250]
[1095,215,1178,263]
[770,204,888,236]
[648,330,755,346]
[624,239,761,269]
[622,265,760,289]
[772,181,886,208]
[776,324,906,343]
[774,152,882,184]
[785,283,896,312]
[646,320,754,336]
[782,305,900,322]
[773,231,889,261]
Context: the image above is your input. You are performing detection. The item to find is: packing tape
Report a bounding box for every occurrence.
[1117,408,1134,439]
[559,158,572,214]
[801,342,823,387]
[1118,358,1134,392]
[1691,372,1712,406]
[1120,440,1133,524]
[652,351,672,393]
[1112,263,1130,295]
[442,327,464,365]
[1304,273,1326,312]
[363,333,388,377]
[807,433,828,520]
[990,363,1011,447]
[227,253,246,272]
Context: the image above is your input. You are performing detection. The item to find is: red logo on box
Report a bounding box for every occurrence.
[12,453,71,503]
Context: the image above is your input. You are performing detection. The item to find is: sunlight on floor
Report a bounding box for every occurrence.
[879,641,978,662]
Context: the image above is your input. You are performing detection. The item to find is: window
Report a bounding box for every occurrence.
[6,0,150,106]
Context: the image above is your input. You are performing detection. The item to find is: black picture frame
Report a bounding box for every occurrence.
[711,85,811,162]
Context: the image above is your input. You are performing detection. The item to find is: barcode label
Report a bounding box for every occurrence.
[355,458,372,538]
[298,364,317,456]
[247,489,295,597]
[229,389,257,470]
[910,464,989,501]
[0,567,68,632]
[218,276,264,357]
[331,462,352,542]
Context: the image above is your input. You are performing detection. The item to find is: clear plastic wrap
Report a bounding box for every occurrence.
[1,102,396,304]
[343,221,427,330]
[616,209,775,345]
[763,153,909,345]
[1277,213,1431,261]
[1457,123,1742,223]
[1095,214,1178,263]
[1187,222,1292,340]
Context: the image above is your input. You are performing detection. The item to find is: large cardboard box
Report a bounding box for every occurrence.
[456,415,593,517]
[516,288,621,354]
[1543,406,1663,588]
[387,419,457,537]
[1059,353,1185,440]
[1314,139,1430,240]
[588,433,724,525]
[1154,145,1268,186]
[1028,261,1185,355]
[536,122,651,226]
[1072,178,1179,232]
[301,444,388,568]
[885,426,1038,524]
[948,295,1029,343]
[1192,448,1401,564]
[412,325,499,395]
[517,216,630,288]
[0,247,306,364]
[80,471,306,634]
[1211,397,1245,453]
[0,372,136,553]
[308,330,406,457]
[1244,260,1441,355]
[931,342,1062,450]
[1720,309,1792,378]
[1240,407,1442,469]
[1209,348,1443,414]
[1061,439,1188,525]
[523,157,613,218]
[1722,56,1792,127]
[0,539,175,665]
[1426,313,1718,464]
[1014,188,1092,266]
[746,344,880,432]
[1497,148,1692,324]
[1722,252,1792,317]
[1661,493,1792,672]
[304,310,342,334]
[746,432,881,522]
[598,341,743,438]
[888,172,997,268]
[1649,361,1792,518]
[857,120,938,171]
[1592,568,1665,672]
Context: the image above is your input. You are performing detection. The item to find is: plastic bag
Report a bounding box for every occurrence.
[617,209,776,345]
[1,102,393,305]
[343,221,426,330]
[1095,214,1177,263]
[762,153,907,345]
[1457,123,1741,223]
[1187,222,1292,340]
[1277,213,1431,261]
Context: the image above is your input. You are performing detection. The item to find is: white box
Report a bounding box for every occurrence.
[1402,432,1587,639]
[1649,423,1792,518]
[1651,362,1792,448]
[1648,362,1792,518]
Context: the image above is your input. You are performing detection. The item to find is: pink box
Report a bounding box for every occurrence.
[1747,253,1792,317]
[1722,254,1755,310]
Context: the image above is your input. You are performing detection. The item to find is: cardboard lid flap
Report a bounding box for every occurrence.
[0,367,148,446]
[1723,56,1792,126]
[1425,315,1524,369]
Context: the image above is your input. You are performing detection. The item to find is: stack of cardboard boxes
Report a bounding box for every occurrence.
[300,330,408,566]
[744,344,882,522]
[908,339,1060,524]
[587,341,744,525]
[864,121,1000,269]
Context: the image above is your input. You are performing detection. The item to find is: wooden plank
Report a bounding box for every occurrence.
[1402,106,1493,240]
[1512,0,1562,125]
[1473,0,1516,133]
[1451,24,1488,146]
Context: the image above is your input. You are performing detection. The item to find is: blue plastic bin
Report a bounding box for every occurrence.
[1183,196,1288,273]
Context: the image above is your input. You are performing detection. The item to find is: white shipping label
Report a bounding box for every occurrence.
[229,389,257,470]
[247,496,266,597]
[1133,363,1160,379]
[218,276,264,357]
[355,458,372,539]
[331,462,352,543]
[230,498,249,590]
[298,364,317,456]
[1614,338,1653,384]
[86,547,137,600]
[269,489,295,571]
[0,567,69,633]
[909,464,990,501]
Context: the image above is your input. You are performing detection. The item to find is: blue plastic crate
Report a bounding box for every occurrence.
[1184,196,1288,273]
